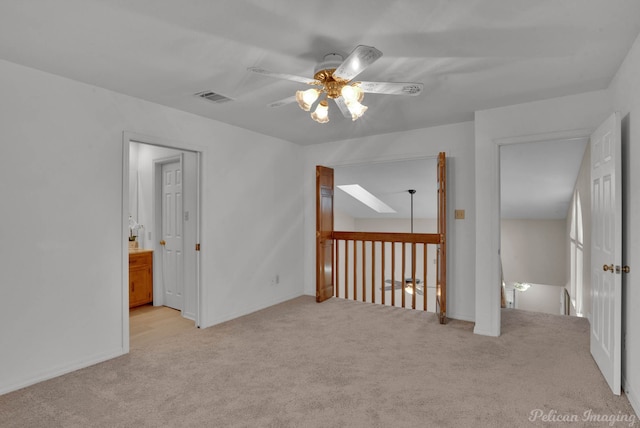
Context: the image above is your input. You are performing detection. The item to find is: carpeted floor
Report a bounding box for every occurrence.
[0,296,636,427]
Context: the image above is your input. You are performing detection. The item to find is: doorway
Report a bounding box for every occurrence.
[499,137,588,316]
[123,134,201,350]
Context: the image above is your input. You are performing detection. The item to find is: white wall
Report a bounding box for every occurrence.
[506,283,563,315]
[501,219,566,317]
[334,208,355,231]
[474,90,611,336]
[303,122,477,322]
[0,59,304,394]
[501,219,566,286]
[609,31,640,417]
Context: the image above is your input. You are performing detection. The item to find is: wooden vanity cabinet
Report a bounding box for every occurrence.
[129,250,153,308]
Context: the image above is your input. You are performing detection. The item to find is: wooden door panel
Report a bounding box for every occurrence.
[436,152,447,323]
[316,166,334,302]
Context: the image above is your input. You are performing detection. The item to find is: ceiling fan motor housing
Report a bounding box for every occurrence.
[313,54,350,99]
[314,53,344,75]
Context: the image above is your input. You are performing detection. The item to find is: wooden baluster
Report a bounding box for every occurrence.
[335,239,340,298]
[381,242,385,305]
[361,240,366,302]
[371,241,376,304]
[344,240,349,300]
[402,243,406,308]
[353,240,357,301]
[436,244,440,313]
[391,242,395,307]
[423,243,428,311]
[412,243,417,310]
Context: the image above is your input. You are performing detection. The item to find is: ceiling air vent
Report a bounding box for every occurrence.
[194,90,233,104]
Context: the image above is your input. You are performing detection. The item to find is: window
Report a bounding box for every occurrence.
[569,191,584,316]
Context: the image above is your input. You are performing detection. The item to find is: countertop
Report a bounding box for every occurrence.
[129,248,153,254]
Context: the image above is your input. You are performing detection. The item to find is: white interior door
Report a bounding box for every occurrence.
[162,159,184,311]
[590,112,622,395]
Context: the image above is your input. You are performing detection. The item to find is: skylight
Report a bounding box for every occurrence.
[337,184,396,213]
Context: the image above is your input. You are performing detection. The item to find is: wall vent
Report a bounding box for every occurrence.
[194,90,233,104]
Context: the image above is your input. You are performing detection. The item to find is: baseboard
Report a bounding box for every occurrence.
[0,348,126,396]
[200,291,304,329]
[473,325,500,337]
[623,375,640,417]
[446,312,475,323]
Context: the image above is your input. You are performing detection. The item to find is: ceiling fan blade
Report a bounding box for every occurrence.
[247,67,317,85]
[333,97,352,119]
[333,45,383,82]
[267,95,297,108]
[357,81,424,96]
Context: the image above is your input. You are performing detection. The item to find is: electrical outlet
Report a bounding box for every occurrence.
[455,209,465,219]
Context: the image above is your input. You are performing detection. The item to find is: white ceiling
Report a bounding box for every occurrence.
[500,138,588,219]
[1,0,637,219]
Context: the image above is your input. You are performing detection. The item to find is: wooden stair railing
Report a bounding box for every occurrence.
[332,231,446,323]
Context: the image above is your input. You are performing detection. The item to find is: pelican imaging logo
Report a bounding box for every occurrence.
[529,409,637,426]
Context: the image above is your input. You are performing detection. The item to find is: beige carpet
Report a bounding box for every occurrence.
[0,296,636,427]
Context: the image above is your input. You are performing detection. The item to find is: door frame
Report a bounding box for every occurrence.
[490,128,593,335]
[153,154,184,310]
[121,131,203,353]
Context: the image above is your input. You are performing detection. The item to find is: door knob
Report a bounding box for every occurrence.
[603,264,614,272]
[622,266,631,273]
[160,240,166,246]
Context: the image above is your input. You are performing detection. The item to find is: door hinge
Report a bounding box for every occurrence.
[196,243,201,251]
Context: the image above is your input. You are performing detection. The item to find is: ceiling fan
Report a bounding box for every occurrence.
[247,45,423,123]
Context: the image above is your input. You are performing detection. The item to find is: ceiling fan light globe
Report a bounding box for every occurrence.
[311,100,329,123]
[296,88,320,111]
[346,99,367,121]
[341,85,363,103]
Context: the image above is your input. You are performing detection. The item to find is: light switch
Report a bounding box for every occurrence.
[455,209,465,219]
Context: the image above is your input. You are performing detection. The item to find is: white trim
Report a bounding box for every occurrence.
[623,374,640,417]
[121,139,130,354]
[195,151,202,328]
[200,291,303,329]
[493,128,593,146]
[0,349,124,396]
[125,131,207,153]
[478,128,595,337]
[326,152,438,169]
